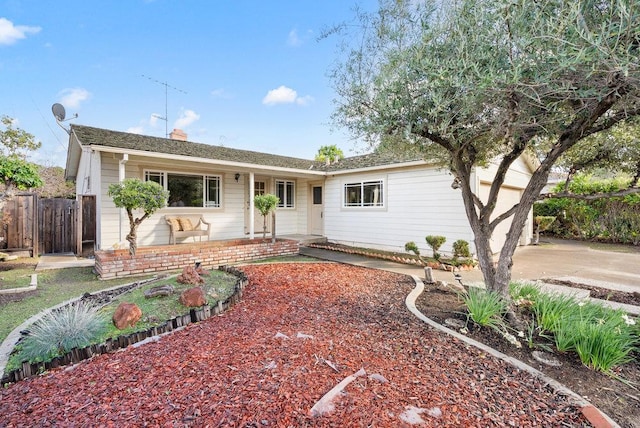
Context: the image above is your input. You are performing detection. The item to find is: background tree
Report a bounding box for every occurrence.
[0,116,42,158]
[315,144,345,165]
[254,193,279,242]
[0,116,43,199]
[108,178,169,255]
[35,165,75,199]
[329,0,640,321]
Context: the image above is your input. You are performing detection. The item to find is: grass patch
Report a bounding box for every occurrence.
[0,265,156,344]
[7,269,238,371]
[94,270,237,342]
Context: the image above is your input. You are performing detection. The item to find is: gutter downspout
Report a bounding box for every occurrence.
[118,154,128,243]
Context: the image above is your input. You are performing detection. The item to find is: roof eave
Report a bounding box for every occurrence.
[88,145,327,176]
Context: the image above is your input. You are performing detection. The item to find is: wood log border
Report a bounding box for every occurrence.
[1,265,249,385]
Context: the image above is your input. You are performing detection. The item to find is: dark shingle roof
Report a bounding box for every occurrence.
[69,125,426,173]
[71,125,319,170]
[320,152,424,172]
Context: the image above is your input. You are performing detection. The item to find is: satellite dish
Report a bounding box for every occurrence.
[52,103,66,121]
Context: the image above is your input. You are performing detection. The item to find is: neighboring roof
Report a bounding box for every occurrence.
[321,151,425,172]
[67,125,428,174]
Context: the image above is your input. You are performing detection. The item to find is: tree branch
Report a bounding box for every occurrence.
[539,187,640,200]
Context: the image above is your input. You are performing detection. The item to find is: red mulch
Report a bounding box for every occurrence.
[0,263,587,427]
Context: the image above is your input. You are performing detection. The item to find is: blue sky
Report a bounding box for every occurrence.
[0,0,377,167]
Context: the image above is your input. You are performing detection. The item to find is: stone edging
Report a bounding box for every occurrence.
[405,274,620,428]
[0,266,248,385]
[0,274,38,295]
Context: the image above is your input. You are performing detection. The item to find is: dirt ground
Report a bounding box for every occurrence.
[415,286,640,428]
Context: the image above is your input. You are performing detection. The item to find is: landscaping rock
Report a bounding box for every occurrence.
[180,287,207,307]
[177,266,204,285]
[144,284,175,298]
[112,302,143,329]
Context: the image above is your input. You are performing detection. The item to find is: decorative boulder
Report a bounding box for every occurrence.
[144,284,175,298]
[112,302,142,330]
[180,286,207,307]
[177,266,204,285]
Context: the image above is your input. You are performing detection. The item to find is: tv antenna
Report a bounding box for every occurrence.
[142,75,187,137]
[51,103,78,134]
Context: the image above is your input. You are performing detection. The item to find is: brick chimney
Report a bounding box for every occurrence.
[170,128,187,141]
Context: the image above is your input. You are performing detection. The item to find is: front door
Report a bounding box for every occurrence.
[310,185,323,235]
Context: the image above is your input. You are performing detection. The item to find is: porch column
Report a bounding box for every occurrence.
[249,172,255,239]
[118,154,128,243]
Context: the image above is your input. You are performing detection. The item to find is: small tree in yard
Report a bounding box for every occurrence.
[329,0,640,325]
[425,235,446,261]
[254,193,279,242]
[108,178,169,255]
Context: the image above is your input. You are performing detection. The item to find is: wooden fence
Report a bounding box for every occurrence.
[1,194,95,255]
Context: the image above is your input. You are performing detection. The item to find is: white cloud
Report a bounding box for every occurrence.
[58,88,91,109]
[287,29,302,47]
[174,109,200,129]
[262,85,314,106]
[126,126,145,134]
[0,18,41,46]
[287,28,313,47]
[211,88,232,99]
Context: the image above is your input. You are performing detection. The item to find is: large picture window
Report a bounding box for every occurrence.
[275,179,295,208]
[344,180,384,207]
[144,171,221,208]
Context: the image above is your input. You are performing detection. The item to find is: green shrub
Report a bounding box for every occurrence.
[425,235,446,261]
[452,239,471,258]
[462,287,506,329]
[533,174,640,244]
[531,292,578,334]
[509,281,541,302]
[19,302,106,363]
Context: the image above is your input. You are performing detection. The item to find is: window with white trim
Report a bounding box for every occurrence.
[344,179,384,207]
[275,179,295,208]
[144,170,221,208]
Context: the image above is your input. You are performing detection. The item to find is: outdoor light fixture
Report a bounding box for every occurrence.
[235,173,240,182]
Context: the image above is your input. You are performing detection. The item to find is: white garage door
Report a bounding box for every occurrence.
[479,184,523,254]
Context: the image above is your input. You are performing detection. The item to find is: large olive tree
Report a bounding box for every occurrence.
[108,178,169,255]
[330,0,640,320]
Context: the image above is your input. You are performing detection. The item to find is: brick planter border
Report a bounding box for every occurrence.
[95,238,300,279]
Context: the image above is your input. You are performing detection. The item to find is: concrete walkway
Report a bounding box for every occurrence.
[300,238,640,315]
[35,253,95,271]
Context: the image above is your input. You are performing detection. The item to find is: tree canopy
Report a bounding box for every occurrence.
[108,178,169,255]
[315,144,345,164]
[0,116,42,158]
[0,116,43,198]
[330,0,640,311]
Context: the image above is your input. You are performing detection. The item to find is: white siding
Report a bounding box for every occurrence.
[95,155,310,249]
[324,166,474,256]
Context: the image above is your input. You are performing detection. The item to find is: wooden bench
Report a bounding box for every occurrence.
[165,215,211,245]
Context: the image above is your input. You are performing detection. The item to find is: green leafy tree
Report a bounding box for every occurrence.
[0,117,43,198]
[0,116,42,158]
[254,193,280,242]
[108,178,169,255]
[315,144,345,164]
[329,0,640,323]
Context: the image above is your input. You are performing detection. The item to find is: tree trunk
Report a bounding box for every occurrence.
[262,215,267,240]
[271,211,276,244]
[127,228,137,256]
